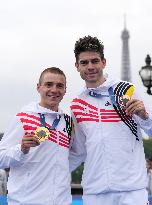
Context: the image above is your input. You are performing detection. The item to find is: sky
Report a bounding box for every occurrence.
[0,0,152,132]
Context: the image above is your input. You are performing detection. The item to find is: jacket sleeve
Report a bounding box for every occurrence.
[132,89,152,137]
[0,115,28,169]
[69,112,87,172]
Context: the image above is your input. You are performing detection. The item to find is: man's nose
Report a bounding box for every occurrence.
[50,85,58,92]
[87,61,94,70]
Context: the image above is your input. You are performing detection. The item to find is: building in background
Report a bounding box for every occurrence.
[121,17,131,82]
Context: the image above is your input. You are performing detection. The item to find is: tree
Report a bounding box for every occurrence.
[72,164,83,184]
[143,138,152,159]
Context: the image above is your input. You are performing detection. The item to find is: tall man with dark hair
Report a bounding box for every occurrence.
[0,67,73,205]
[69,36,152,205]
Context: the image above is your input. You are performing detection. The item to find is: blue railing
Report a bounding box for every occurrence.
[72,195,83,205]
[0,196,82,205]
[1,195,152,205]
[0,196,7,205]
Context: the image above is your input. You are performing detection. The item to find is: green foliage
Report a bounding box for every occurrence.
[72,164,84,184]
[143,138,152,159]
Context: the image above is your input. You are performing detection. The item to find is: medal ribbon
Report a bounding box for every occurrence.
[88,87,118,106]
[38,113,61,130]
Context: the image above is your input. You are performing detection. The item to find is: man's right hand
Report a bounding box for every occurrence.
[21,133,40,154]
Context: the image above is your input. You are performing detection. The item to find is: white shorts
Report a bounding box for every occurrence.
[83,189,148,205]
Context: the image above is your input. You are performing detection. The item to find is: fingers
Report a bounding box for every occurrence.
[125,99,148,119]
[125,99,142,115]
[21,133,40,154]
[22,134,40,145]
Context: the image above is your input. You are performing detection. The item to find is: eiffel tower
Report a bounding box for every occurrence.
[121,17,131,82]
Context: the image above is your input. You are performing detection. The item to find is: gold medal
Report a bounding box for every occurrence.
[119,85,135,108]
[119,95,131,107]
[35,127,50,142]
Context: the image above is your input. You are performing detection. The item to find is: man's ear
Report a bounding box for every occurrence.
[102,58,106,68]
[75,62,80,72]
[64,85,66,96]
[37,83,40,92]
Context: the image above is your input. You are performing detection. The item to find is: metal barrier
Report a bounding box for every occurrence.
[71,183,83,195]
[1,195,152,205]
[0,196,83,205]
[0,196,7,205]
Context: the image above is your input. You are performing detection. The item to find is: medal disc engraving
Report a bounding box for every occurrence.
[35,127,50,142]
[119,95,131,108]
[118,85,135,108]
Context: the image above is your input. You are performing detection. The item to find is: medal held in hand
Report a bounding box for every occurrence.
[119,85,135,108]
[35,127,50,142]
[119,95,131,108]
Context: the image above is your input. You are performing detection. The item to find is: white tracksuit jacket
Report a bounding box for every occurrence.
[0,102,72,205]
[69,76,152,195]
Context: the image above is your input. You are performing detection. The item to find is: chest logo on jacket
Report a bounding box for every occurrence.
[105,101,111,106]
[71,98,121,123]
[16,112,71,148]
[71,82,139,141]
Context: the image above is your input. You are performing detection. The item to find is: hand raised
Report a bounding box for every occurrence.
[21,133,40,154]
[125,99,149,120]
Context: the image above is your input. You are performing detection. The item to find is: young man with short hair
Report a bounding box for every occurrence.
[69,36,152,205]
[0,67,73,205]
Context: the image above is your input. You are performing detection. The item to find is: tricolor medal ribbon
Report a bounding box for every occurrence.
[35,127,50,142]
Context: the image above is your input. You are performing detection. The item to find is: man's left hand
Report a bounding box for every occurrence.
[125,99,149,120]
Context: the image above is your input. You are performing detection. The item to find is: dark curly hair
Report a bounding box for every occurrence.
[74,35,104,62]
